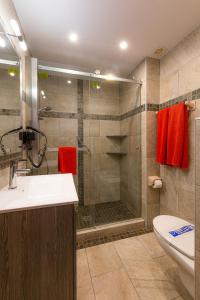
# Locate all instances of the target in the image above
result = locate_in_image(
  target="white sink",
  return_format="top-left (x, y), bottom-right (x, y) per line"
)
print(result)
top-left (0, 174), bottom-right (78, 213)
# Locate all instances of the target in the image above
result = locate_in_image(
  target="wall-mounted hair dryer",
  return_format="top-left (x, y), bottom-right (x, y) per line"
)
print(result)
top-left (0, 126), bottom-right (47, 168)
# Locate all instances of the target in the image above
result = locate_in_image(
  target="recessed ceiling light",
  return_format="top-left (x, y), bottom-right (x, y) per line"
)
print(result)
top-left (67, 80), bottom-right (72, 84)
top-left (0, 37), bottom-right (6, 48)
top-left (69, 32), bottom-right (78, 42)
top-left (10, 19), bottom-right (21, 37)
top-left (119, 40), bottom-right (128, 50)
top-left (40, 90), bottom-right (45, 96)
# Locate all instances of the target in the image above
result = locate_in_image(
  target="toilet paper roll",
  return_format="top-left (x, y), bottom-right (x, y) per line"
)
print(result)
top-left (153, 179), bottom-right (162, 189)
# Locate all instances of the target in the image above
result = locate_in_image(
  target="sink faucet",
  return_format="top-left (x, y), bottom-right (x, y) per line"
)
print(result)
top-left (9, 159), bottom-right (31, 189)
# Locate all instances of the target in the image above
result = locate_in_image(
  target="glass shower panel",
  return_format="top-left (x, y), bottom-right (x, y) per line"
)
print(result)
top-left (37, 71), bottom-right (95, 229)
top-left (37, 68), bottom-right (141, 230)
top-left (119, 82), bottom-right (142, 219)
top-left (84, 79), bottom-right (142, 226)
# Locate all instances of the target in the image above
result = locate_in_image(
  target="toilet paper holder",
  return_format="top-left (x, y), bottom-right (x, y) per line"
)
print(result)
top-left (148, 176), bottom-right (163, 189)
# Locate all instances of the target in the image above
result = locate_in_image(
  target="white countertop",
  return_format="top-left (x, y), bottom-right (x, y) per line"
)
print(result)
top-left (0, 174), bottom-right (78, 213)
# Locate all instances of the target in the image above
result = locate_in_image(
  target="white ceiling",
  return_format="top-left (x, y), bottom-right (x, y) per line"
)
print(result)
top-left (12, 0), bottom-right (200, 77)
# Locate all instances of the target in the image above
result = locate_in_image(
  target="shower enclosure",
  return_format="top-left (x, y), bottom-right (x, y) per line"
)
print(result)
top-left (37, 66), bottom-right (142, 230)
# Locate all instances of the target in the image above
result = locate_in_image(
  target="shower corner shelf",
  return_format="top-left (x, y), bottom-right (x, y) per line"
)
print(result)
top-left (106, 135), bottom-right (127, 138)
top-left (106, 152), bottom-right (127, 156)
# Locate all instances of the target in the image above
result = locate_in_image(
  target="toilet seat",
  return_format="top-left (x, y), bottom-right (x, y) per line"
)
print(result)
top-left (153, 215), bottom-right (194, 260)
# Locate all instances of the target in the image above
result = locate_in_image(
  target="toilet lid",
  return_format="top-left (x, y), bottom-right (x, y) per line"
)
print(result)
top-left (153, 215), bottom-right (194, 260)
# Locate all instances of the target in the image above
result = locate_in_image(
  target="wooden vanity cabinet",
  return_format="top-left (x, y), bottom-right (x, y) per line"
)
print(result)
top-left (0, 204), bottom-right (76, 300)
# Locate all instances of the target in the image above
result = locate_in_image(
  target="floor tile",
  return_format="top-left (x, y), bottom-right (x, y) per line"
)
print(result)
top-left (77, 249), bottom-right (92, 288)
top-left (155, 255), bottom-right (178, 283)
top-left (123, 259), bottom-right (168, 281)
top-left (138, 232), bottom-right (166, 258)
top-left (77, 285), bottom-right (95, 300)
top-left (135, 286), bottom-right (179, 300)
top-left (131, 279), bottom-right (177, 289)
top-left (86, 242), bottom-right (122, 277)
top-left (92, 268), bottom-right (140, 300)
top-left (114, 236), bottom-right (152, 261)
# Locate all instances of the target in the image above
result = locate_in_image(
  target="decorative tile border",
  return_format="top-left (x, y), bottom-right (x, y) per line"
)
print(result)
top-left (120, 104), bottom-right (145, 120)
top-left (76, 226), bottom-right (153, 249)
top-left (39, 104), bottom-right (147, 121)
top-left (77, 79), bottom-right (84, 205)
top-left (1, 87), bottom-right (200, 120)
top-left (159, 91), bottom-right (193, 109)
top-left (0, 109), bottom-right (20, 116)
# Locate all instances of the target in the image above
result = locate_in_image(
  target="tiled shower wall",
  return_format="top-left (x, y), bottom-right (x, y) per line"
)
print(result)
top-left (38, 75), bottom-right (142, 215)
top-left (39, 77), bottom-right (78, 188)
top-left (83, 81), bottom-right (121, 205)
top-left (0, 68), bottom-right (20, 189)
top-left (159, 25), bottom-right (200, 223)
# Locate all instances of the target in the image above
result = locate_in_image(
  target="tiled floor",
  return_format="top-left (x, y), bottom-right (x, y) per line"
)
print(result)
top-left (77, 232), bottom-right (185, 300)
top-left (76, 201), bottom-right (135, 229)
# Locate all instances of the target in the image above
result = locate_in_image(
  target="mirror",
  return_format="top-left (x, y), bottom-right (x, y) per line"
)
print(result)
top-left (0, 22), bottom-right (21, 164)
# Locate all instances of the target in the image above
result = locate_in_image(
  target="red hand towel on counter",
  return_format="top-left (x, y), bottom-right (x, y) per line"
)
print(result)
top-left (58, 147), bottom-right (77, 175)
top-left (166, 103), bottom-right (189, 169)
top-left (156, 107), bottom-right (170, 164)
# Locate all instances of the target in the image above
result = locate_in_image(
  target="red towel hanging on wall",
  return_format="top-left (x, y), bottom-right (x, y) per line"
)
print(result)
top-left (156, 107), bottom-right (170, 164)
top-left (166, 103), bottom-right (189, 169)
top-left (58, 147), bottom-right (77, 175)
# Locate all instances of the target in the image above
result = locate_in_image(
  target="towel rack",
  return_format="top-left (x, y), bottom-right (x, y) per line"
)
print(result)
top-left (155, 100), bottom-right (196, 115)
top-left (47, 146), bottom-right (90, 153)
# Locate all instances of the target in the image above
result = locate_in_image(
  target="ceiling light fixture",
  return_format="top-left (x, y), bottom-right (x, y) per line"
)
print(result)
top-left (69, 32), bottom-right (78, 42)
top-left (19, 40), bottom-right (27, 51)
top-left (9, 72), bottom-right (15, 77)
top-left (10, 19), bottom-right (21, 37)
top-left (0, 37), bottom-right (6, 48)
top-left (67, 80), bottom-right (72, 84)
top-left (7, 19), bottom-right (28, 52)
top-left (95, 69), bottom-right (101, 75)
top-left (119, 40), bottom-right (128, 50)
top-left (105, 73), bottom-right (115, 81)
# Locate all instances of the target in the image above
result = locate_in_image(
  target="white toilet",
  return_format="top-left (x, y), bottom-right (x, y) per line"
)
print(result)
top-left (153, 215), bottom-right (195, 299)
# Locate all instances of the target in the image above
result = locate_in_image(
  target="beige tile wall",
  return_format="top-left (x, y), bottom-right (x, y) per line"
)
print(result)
top-left (159, 26), bottom-right (200, 223)
top-left (0, 68), bottom-right (20, 189)
top-left (0, 69), bottom-right (20, 110)
top-left (39, 76), bottom-right (122, 205)
top-left (195, 119), bottom-right (200, 299)
top-left (83, 81), bottom-right (121, 205)
top-left (120, 84), bottom-right (141, 217)
top-left (39, 75), bottom-right (77, 113)
top-left (84, 81), bottom-right (120, 115)
top-left (131, 57), bottom-right (160, 226)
